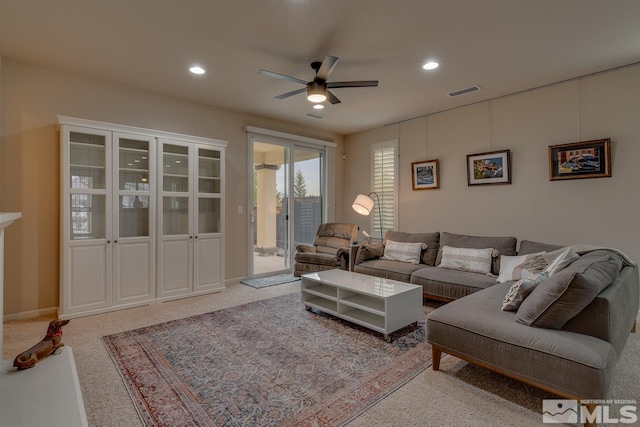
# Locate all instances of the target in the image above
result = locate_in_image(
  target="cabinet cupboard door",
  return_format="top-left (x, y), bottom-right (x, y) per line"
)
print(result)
top-left (112, 133), bottom-right (156, 305)
top-left (194, 146), bottom-right (223, 291)
top-left (157, 140), bottom-right (194, 299)
top-left (62, 126), bottom-right (112, 315)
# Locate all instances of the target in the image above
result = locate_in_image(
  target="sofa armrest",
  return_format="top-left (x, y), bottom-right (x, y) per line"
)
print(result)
top-left (296, 244), bottom-right (316, 253)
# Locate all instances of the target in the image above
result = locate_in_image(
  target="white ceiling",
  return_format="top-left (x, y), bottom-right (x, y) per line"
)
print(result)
top-left (1, 0), bottom-right (639, 135)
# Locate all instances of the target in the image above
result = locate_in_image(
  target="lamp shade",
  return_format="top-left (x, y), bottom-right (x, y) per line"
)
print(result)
top-left (352, 194), bottom-right (374, 215)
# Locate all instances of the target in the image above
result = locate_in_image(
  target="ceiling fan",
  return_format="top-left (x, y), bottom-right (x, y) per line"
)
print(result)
top-left (258, 55), bottom-right (378, 105)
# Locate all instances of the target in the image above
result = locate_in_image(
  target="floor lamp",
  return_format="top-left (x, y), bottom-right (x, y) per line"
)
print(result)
top-left (352, 192), bottom-right (384, 242)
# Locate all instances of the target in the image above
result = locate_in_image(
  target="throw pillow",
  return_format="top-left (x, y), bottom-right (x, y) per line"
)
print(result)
top-left (496, 252), bottom-right (545, 283)
top-left (355, 242), bottom-right (385, 265)
top-left (543, 247), bottom-right (580, 276)
top-left (438, 246), bottom-right (493, 274)
top-left (515, 251), bottom-right (623, 329)
top-left (502, 271), bottom-right (549, 311)
top-left (381, 240), bottom-right (426, 265)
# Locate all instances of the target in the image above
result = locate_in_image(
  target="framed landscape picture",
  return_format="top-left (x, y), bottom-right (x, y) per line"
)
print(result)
top-left (411, 159), bottom-right (439, 190)
top-left (466, 149), bottom-right (511, 186)
top-left (548, 138), bottom-right (611, 181)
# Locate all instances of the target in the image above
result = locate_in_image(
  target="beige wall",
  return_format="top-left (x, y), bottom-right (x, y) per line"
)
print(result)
top-left (0, 58), bottom-right (344, 317)
top-left (344, 64), bottom-right (640, 265)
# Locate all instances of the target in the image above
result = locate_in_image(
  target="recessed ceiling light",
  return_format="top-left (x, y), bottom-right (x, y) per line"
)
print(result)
top-left (313, 104), bottom-right (324, 110)
top-left (189, 65), bottom-right (206, 75)
top-left (422, 61), bottom-right (439, 70)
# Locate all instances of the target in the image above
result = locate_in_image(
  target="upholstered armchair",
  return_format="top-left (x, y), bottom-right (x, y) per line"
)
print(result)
top-left (293, 223), bottom-right (359, 277)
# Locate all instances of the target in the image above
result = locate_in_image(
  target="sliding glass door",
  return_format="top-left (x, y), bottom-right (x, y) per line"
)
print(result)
top-left (250, 140), bottom-right (324, 277)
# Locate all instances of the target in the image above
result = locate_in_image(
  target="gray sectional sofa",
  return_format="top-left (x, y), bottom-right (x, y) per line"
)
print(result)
top-left (350, 230), bottom-right (639, 405)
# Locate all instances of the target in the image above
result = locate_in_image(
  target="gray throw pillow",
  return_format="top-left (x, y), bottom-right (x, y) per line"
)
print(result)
top-left (435, 232), bottom-right (517, 274)
top-left (355, 242), bottom-right (385, 265)
top-left (515, 251), bottom-right (623, 329)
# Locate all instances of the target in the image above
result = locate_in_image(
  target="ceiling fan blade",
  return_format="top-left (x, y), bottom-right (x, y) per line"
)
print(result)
top-left (258, 69), bottom-right (308, 86)
top-left (326, 90), bottom-right (341, 105)
top-left (274, 87), bottom-right (307, 100)
top-left (327, 80), bottom-right (379, 88)
top-left (316, 56), bottom-right (339, 80)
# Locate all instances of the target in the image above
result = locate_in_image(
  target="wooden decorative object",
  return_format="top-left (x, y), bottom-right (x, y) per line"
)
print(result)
top-left (13, 320), bottom-right (70, 369)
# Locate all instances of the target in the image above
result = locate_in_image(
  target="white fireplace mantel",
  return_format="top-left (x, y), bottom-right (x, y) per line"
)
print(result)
top-left (0, 212), bottom-right (88, 426)
top-left (0, 212), bottom-right (21, 358)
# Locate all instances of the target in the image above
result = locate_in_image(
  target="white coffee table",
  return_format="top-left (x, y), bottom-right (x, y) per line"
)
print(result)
top-left (301, 269), bottom-right (423, 342)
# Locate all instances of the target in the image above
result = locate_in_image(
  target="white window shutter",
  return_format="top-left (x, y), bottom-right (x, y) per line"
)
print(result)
top-left (371, 140), bottom-right (398, 237)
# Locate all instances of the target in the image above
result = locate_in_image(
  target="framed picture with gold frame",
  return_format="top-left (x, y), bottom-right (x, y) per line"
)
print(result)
top-left (548, 138), bottom-right (611, 181)
top-left (411, 159), bottom-right (439, 190)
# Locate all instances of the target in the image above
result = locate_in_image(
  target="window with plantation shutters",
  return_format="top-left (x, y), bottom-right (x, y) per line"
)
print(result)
top-left (371, 140), bottom-right (398, 237)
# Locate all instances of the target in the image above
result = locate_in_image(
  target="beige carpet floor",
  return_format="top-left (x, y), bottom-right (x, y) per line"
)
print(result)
top-left (3, 281), bottom-right (639, 427)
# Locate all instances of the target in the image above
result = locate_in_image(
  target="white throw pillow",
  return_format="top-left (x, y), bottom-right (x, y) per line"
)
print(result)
top-left (502, 271), bottom-right (550, 311)
top-left (544, 247), bottom-right (579, 276)
top-left (381, 240), bottom-right (425, 265)
top-left (438, 246), bottom-right (493, 274)
top-left (496, 252), bottom-right (545, 283)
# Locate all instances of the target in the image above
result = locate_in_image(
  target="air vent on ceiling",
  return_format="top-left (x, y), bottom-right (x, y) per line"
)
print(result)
top-left (304, 112), bottom-right (326, 120)
top-left (448, 85), bottom-right (482, 97)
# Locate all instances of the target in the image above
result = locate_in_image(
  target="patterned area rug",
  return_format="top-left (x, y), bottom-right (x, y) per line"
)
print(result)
top-left (240, 274), bottom-right (301, 289)
top-left (103, 293), bottom-right (431, 427)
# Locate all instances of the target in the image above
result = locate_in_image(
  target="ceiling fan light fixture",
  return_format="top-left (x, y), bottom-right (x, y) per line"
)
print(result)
top-left (307, 81), bottom-right (327, 103)
top-left (313, 104), bottom-right (324, 110)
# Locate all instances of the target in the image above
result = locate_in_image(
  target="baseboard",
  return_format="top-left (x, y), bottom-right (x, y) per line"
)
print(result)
top-left (226, 277), bottom-right (247, 285)
top-left (3, 306), bottom-right (59, 323)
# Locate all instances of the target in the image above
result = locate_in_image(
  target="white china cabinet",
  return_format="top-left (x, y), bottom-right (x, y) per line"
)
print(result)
top-left (156, 139), bottom-right (224, 300)
top-left (59, 117), bottom-right (226, 319)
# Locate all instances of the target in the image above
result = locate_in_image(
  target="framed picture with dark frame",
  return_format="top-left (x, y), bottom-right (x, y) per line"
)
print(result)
top-left (411, 159), bottom-right (439, 190)
top-left (548, 138), bottom-right (611, 181)
top-left (466, 149), bottom-right (511, 186)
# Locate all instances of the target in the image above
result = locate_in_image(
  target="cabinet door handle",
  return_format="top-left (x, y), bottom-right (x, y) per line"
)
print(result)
top-left (107, 240), bottom-right (111, 244)
top-left (189, 236), bottom-right (193, 239)
top-left (195, 236), bottom-right (198, 238)
top-left (114, 240), bottom-right (118, 243)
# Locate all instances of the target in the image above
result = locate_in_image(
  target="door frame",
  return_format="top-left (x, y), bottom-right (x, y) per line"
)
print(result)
top-left (245, 127), bottom-right (336, 279)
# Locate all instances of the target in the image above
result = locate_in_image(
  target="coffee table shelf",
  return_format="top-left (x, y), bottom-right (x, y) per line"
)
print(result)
top-left (303, 283), bottom-right (338, 299)
top-left (341, 307), bottom-right (386, 330)
top-left (303, 296), bottom-right (338, 314)
top-left (301, 269), bottom-right (422, 342)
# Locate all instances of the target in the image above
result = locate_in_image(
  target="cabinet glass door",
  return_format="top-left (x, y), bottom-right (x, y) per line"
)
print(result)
top-left (118, 138), bottom-right (151, 237)
top-left (69, 131), bottom-right (108, 240)
top-left (162, 144), bottom-right (190, 235)
top-left (197, 147), bottom-right (221, 234)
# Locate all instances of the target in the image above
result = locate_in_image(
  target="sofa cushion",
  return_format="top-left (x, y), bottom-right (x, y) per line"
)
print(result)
top-left (294, 252), bottom-right (339, 266)
top-left (353, 259), bottom-right (424, 282)
top-left (496, 252), bottom-right (545, 283)
top-left (382, 240), bottom-right (425, 264)
top-left (436, 232), bottom-right (517, 274)
top-left (410, 266), bottom-right (498, 300)
top-left (518, 240), bottom-right (564, 255)
top-left (516, 251), bottom-right (624, 329)
top-left (355, 242), bottom-right (385, 265)
top-left (501, 271), bottom-right (550, 311)
top-left (314, 223), bottom-right (358, 254)
top-left (543, 247), bottom-right (580, 275)
top-left (384, 231), bottom-right (440, 266)
top-left (426, 281), bottom-right (617, 399)
top-left (438, 246), bottom-right (493, 274)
